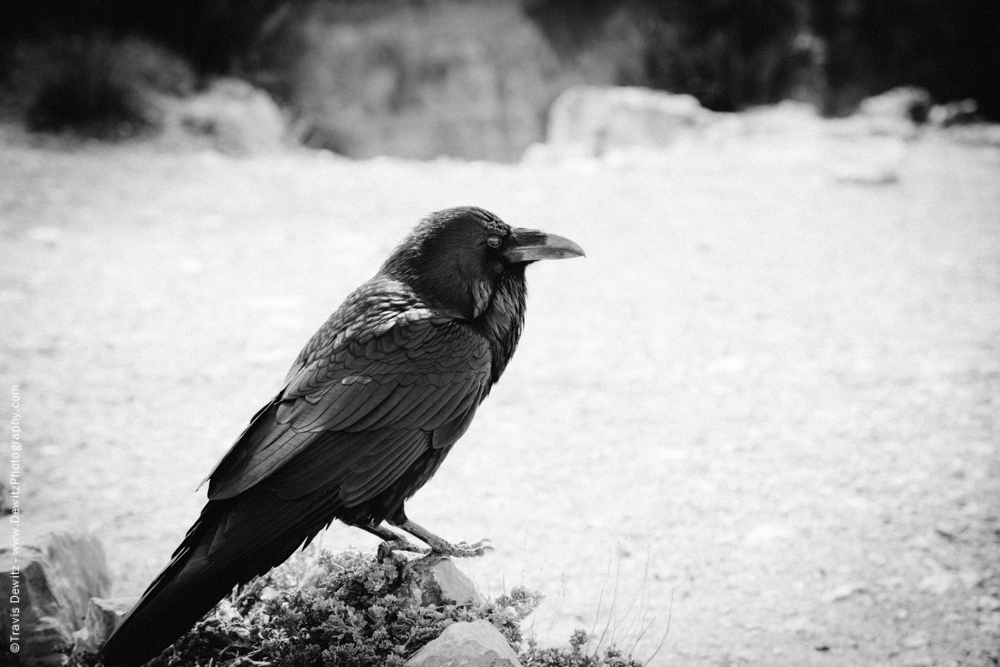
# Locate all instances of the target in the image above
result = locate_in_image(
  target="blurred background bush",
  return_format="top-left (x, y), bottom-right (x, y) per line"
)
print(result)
top-left (0, 0), bottom-right (996, 158)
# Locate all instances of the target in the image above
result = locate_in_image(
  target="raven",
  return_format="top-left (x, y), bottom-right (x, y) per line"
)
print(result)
top-left (101, 206), bottom-right (584, 666)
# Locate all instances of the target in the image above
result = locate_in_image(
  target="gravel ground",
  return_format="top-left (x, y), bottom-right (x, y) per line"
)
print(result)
top-left (2, 129), bottom-right (999, 666)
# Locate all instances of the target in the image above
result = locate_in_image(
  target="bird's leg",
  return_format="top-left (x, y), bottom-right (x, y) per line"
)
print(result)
top-left (362, 522), bottom-right (430, 559)
top-left (390, 518), bottom-right (493, 558)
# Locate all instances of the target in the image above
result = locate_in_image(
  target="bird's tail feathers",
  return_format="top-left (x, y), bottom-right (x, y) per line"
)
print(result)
top-left (100, 495), bottom-right (327, 667)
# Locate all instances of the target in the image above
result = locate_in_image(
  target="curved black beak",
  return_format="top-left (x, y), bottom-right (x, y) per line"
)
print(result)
top-left (503, 228), bottom-right (586, 263)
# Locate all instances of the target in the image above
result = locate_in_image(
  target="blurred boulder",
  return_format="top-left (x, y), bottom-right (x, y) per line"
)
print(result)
top-left (0, 528), bottom-right (111, 665)
top-left (162, 78), bottom-right (289, 156)
top-left (929, 99), bottom-right (979, 127)
top-left (405, 557), bottom-right (484, 608)
top-left (858, 86), bottom-right (932, 138)
top-left (72, 597), bottom-right (136, 654)
top-left (287, 2), bottom-right (558, 161)
top-left (405, 619), bottom-right (521, 667)
top-left (546, 85), bottom-right (712, 157)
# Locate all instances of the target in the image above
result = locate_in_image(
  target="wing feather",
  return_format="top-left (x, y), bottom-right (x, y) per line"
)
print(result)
top-left (207, 307), bottom-right (490, 501)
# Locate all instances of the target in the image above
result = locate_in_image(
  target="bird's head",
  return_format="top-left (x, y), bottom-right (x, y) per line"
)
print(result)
top-left (381, 206), bottom-right (585, 319)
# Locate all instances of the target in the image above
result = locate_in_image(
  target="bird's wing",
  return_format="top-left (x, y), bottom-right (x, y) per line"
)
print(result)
top-left (206, 310), bottom-right (490, 501)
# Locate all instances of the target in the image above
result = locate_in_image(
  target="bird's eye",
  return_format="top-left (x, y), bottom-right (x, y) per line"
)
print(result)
top-left (487, 236), bottom-right (502, 248)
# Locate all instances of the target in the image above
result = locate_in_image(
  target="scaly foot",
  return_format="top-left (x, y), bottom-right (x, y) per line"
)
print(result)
top-left (391, 517), bottom-right (494, 558)
top-left (363, 521), bottom-right (431, 561)
top-left (377, 537), bottom-right (431, 561)
top-left (431, 538), bottom-right (493, 558)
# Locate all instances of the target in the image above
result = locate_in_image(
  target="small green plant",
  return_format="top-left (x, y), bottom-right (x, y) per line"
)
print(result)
top-left (521, 629), bottom-right (645, 667)
top-left (149, 551), bottom-right (532, 667)
top-left (69, 550), bottom-right (546, 667)
top-left (71, 549), bottom-right (650, 667)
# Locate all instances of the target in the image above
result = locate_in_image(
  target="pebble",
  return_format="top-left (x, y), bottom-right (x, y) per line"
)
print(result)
top-left (823, 582), bottom-right (867, 603)
top-left (977, 595), bottom-right (1000, 611)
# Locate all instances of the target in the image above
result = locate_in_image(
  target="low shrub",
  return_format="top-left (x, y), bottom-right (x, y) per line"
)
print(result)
top-left (9, 34), bottom-right (195, 139)
top-left (522, 629), bottom-right (644, 667)
top-left (70, 550), bottom-right (646, 667)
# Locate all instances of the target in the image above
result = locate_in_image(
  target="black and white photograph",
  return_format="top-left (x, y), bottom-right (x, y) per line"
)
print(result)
top-left (1, 1), bottom-right (998, 665)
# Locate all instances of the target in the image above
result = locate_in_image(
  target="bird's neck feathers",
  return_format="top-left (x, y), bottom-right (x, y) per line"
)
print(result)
top-left (379, 263), bottom-right (527, 385)
top-left (476, 267), bottom-right (527, 384)
top-left (379, 222), bottom-right (528, 384)
top-left (380, 227), bottom-right (479, 320)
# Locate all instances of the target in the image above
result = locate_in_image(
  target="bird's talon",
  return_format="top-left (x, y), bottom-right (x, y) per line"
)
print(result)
top-left (434, 539), bottom-right (494, 558)
top-left (379, 538), bottom-right (430, 559)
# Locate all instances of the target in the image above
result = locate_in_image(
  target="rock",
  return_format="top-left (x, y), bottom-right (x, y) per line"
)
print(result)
top-left (546, 86), bottom-right (712, 157)
top-left (406, 557), bottom-right (484, 608)
top-left (405, 620), bottom-right (521, 667)
top-left (822, 582), bottom-right (868, 603)
top-left (976, 595), bottom-right (1000, 612)
top-left (72, 597), bottom-right (136, 654)
top-left (918, 570), bottom-right (956, 595)
top-left (0, 528), bottom-right (110, 664)
top-left (858, 87), bottom-right (932, 138)
top-left (860, 87), bottom-right (932, 124)
top-left (161, 78), bottom-right (288, 156)
top-left (929, 99), bottom-right (979, 127)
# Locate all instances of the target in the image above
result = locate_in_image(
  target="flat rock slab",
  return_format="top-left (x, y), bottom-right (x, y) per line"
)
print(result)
top-left (73, 597), bottom-right (137, 654)
top-left (0, 528), bottom-right (110, 664)
top-left (405, 619), bottom-right (521, 667)
top-left (547, 85), bottom-right (710, 157)
top-left (406, 557), bottom-right (484, 608)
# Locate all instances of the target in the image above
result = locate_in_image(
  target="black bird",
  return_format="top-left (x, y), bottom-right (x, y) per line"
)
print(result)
top-left (101, 206), bottom-right (584, 666)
